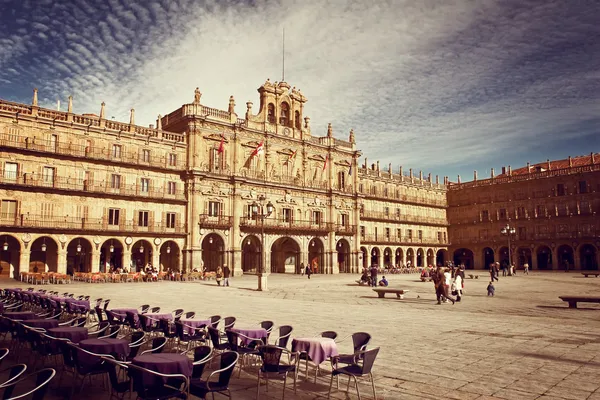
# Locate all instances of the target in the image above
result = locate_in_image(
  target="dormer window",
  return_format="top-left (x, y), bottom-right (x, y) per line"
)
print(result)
top-left (279, 102), bottom-right (289, 126)
top-left (267, 103), bottom-right (275, 123)
top-left (295, 111), bottom-right (301, 129)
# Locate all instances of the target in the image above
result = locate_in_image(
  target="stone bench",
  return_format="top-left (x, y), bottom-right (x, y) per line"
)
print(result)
top-left (372, 288), bottom-right (409, 299)
top-left (581, 272), bottom-right (600, 278)
top-left (559, 296), bottom-right (600, 308)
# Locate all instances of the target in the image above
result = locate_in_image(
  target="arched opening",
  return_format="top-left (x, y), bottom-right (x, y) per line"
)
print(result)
top-left (267, 103), bottom-right (275, 123)
top-left (395, 248), bottom-right (403, 266)
top-left (160, 241), bottom-right (180, 272)
top-left (0, 235), bottom-right (21, 278)
top-left (498, 246), bottom-right (510, 268)
top-left (242, 235), bottom-right (261, 274)
top-left (336, 239), bottom-right (351, 273)
top-left (294, 110), bottom-right (301, 129)
top-left (360, 247), bottom-right (368, 270)
top-left (383, 247), bottom-right (392, 268)
top-left (370, 247), bottom-right (380, 267)
top-left (536, 245), bottom-right (552, 270)
top-left (436, 249), bottom-right (447, 266)
top-left (416, 248), bottom-right (424, 267)
top-left (66, 237), bottom-right (93, 274)
top-left (201, 234), bottom-right (225, 272)
top-left (453, 248), bottom-right (474, 269)
top-left (557, 245), bottom-right (574, 270)
top-left (29, 236), bottom-right (58, 273)
top-left (308, 238), bottom-right (324, 273)
top-left (580, 244), bottom-right (598, 270)
top-left (483, 247), bottom-right (495, 269)
top-left (100, 239), bottom-right (123, 273)
top-left (426, 249), bottom-right (434, 266)
top-left (516, 248), bottom-right (532, 268)
top-left (271, 237), bottom-right (300, 273)
top-left (279, 102), bottom-right (290, 126)
top-left (406, 248), bottom-right (414, 267)
top-left (132, 240), bottom-right (153, 271)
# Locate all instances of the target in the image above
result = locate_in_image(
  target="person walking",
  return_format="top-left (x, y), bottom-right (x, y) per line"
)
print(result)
top-left (443, 268), bottom-right (456, 304)
top-left (452, 271), bottom-right (463, 302)
top-left (305, 264), bottom-right (312, 279)
top-left (300, 262), bottom-right (305, 276)
top-left (370, 264), bottom-right (378, 287)
top-left (223, 264), bottom-right (230, 286)
top-left (523, 263), bottom-right (529, 275)
top-left (216, 266), bottom-right (223, 286)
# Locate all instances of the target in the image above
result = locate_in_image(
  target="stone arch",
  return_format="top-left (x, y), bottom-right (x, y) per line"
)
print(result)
top-left (498, 246), bottom-right (510, 267)
top-left (160, 241), bottom-right (181, 272)
top-left (436, 249), bottom-right (448, 266)
top-left (383, 247), bottom-right (392, 268)
top-left (482, 247), bottom-right (495, 269)
top-left (279, 101), bottom-right (290, 126)
top-left (100, 238), bottom-right (124, 273)
top-left (536, 245), bottom-right (552, 270)
top-left (406, 248), bottom-right (414, 267)
top-left (557, 244), bottom-right (574, 270)
top-left (0, 234), bottom-right (21, 278)
top-left (336, 239), bottom-right (351, 273)
top-left (242, 235), bottom-right (261, 274)
top-left (370, 247), bottom-right (380, 267)
top-left (201, 233), bottom-right (225, 272)
top-left (66, 237), bottom-right (93, 273)
top-left (271, 236), bottom-right (301, 274)
top-left (30, 236), bottom-right (59, 273)
top-left (580, 244), bottom-right (598, 270)
top-left (131, 239), bottom-right (153, 271)
top-left (395, 248), bottom-right (403, 266)
top-left (360, 246), bottom-right (368, 270)
top-left (294, 110), bottom-right (301, 129)
top-left (516, 247), bottom-right (532, 268)
top-left (426, 249), bottom-right (435, 266)
top-left (308, 237), bottom-right (324, 273)
top-left (267, 103), bottom-right (275, 123)
top-left (453, 248), bottom-right (474, 269)
top-left (416, 248), bottom-right (425, 267)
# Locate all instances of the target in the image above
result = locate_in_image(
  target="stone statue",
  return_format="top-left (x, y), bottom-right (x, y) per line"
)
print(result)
top-left (194, 87), bottom-right (202, 104)
top-left (349, 129), bottom-right (355, 144)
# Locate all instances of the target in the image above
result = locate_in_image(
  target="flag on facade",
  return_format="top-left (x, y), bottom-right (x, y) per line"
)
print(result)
top-left (287, 150), bottom-right (297, 163)
top-left (251, 141), bottom-right (264, 157)
top-left (217, 135), bottom-right (225, 153)
top-left (323, 154), bottom-right (328, 171)
top-left (348, 163), bottom-right (352, 176)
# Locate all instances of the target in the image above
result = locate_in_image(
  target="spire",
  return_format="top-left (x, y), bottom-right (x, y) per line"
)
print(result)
top-left (68, 96), bottom-right (73, 113)
top-left (99, 102), bottom-right (105, 120)
top-left (228, 96), bottom-right (235, 114)
top-left (156, 115), bottom-right (162, 130)
top-left (327, 123), bottom-right (333, 137)
top-left (32, 88), bottom-right (38, 106)
top-left (129, 108), bottom-right (135, 126)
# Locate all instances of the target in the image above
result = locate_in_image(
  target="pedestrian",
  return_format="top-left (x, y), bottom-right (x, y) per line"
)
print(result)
top-left (501, 262), bottom-right (507, 277)
top-left (487, 281), bottom-right (495, 296)
top-left (563, 259), bottom-right (569, 272)
top-left (223, 264), bottom-right (230, 287)
top-left (511, 263), bottom-right (516, 276)
top-left (443, 268), bottom-right (456, 304)
top-left (523, 263), bottom-right (529, 275)
top-left (432, 266), bottom-right (444, 304)
top-left (370, 264), bottom-right (378, 287)
top-left (305, 264), bottom-right (312, 279)
top-left (300, 262), bottom-right (305, 276)
top-left (216, 266), bottom-right (223, 286)
top-left (452, 271), bottom-right (463, 302)
top-left (378, 276), bottom-right (389, 286)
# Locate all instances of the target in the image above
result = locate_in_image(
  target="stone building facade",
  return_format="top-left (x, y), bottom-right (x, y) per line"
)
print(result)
top-left (0, 80), bottom-right (449, 279)
top-left (447, 157), bottom-right (600, 270)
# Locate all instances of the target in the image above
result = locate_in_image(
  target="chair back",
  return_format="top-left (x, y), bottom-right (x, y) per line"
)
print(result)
top-left (358, 347), bottom-right (380, 374)
top-left (225, 330), bottom-right (240, 351)
top-left (138, 314), bottom-right (151, 332)
top-left (260, 320), bottom-right (274, 333)
top-left (223, 316), bottom-right (236, 329)
top-left (73, 317), bottom-right (87, 327)
top-left (104, 310), bottom-right (116, 325)
top-left (217, 351), bottom-right (239, 387)
top-left (104, 325), bottom-right (121, 338)
top-left (94, 298), bottom-right (103, 307)
top-left (150, 307), bottom-right (160, 313)
top-left (321, 331), bottom-right (338, 340)
top-left (139, 304), bottom-right (150, 314)
top-left (259, 345), bottom-right (286, 373)
top-left (0, 363), bottom-right (27, 388)
top-left (184, 311), bottom-right (196, 319)
top-left (94, 321), bottom-right (110, 334)
top-left (174, 321), bottom-right (186, 340)
top-left (277, 325), bottom-right (293, 348)
top-left (0, 368), bottom-right (56, 400)
top-left (209, 315), bottom-right (221, 329)
top-left (95, 307), bottom-right (104, 323)
top-left (172, 309), bottom-right (184, 321)
top-left (159, 319), bottom-right (172, 336)
top-left (151, 337), bottom-right (167, 354)
top-left (352, 332), bottom-right (371, 353)
top-left (207, 327), bottom-right (221, 347)
top-left (103, 357), bottom-right (129, 395)
top-left (125, 312), bottom-right (138, 330)
top-left (0, 348), bottom-right (9, 364)
top-left (103, 299), bottom-right (110, 310)
top-left (192, 345), bottom-right (212, 378)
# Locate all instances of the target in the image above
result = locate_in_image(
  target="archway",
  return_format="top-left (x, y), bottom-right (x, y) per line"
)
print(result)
top-left (557, 245), bottom-right (574, 270)
top-left (0, 235), bottom-right (20, 278)
top-left (498, 246), bottom-right (510, 268)
top-left (395, 248), bottom-right (403, 266)
top-left (336, 239), bottom-right (351, 273)
top-left (580, 244), bottom-right (598, 270)
top-left (483, 247), bottom-right (495, 269)
top-left (242, 235), bottom-right (261, 274)
top-left (160, 241), bottom-right (181, 272)
top-left (30, 236), bottom-right (58, 273)
top-left (436, 249), bottom-right (447, 266)
top-left (132, 239), bottom-right (153, 271)
top-left (516, 248), bottom-right (532, 268)
top-left (100, 239), bottom-right (123, 273)
top-left (308, 238), bottom-right (324, 273)
top-left (406, 248), bottom-right (414, 267)
top-left (271, 237), bottom-right (300, 273)
top-left (536, 245), bottom-right (552, 270)
top-left (66, 237), bottom-right (93, 273)
top-left (383, 247), bottom-right (392, 268)
top-left (201, 234), bottom-right (225, 272)
top-left (453, 248), bottom-right (474, 269)
top-left (360, 247), bottom-right (368, 270)
top-left (416, 248), bottom-right (424, 267)
top-left (426, 249), bottom-right (434, 266)
top-left (370, 247), bottom-right (380, 267)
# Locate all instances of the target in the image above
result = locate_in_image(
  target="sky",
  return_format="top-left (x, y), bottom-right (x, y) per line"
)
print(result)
top-left (0, 0), bottom-right (599, 182)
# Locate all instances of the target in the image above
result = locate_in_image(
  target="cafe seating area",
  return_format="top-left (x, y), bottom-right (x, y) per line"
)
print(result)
top-left (0, 287), bottom-right (379, 399)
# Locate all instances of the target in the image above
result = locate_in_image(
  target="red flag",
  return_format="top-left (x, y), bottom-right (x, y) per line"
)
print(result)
top-left (217, 135), bottom-right (224, 154)
top-left (323, 154), bottom-right (328, 170)
top-left (251, 141), bottom-right (264, 157)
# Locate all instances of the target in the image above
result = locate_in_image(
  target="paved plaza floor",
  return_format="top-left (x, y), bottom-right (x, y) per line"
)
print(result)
top-left (2, 271), bottom-right (600, 399)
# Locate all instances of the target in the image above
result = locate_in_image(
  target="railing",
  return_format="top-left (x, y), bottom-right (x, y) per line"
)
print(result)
top-left (240, 218), bottom-right (331, 232)
top-left (198, 214), bottom-right (233, 229)
top-left (0, 99), bottom-right (33, 115)
top-left (335, 224), bottom-right (357, 235)
top-left (333, 138), bottom-right (352, 149)
top-left (0, 133), bottom-right (185, 170)
top-left (359, 190), bottom-right (447, 207)
top-left (0, 213), bottom-right (186, 234)
top-left (0, 173), bottom-right (186, 202)
top-left (360, 234), bottom-right (447, 246)
top-left (360, 210), bottom-right (448, 226)
top-left (452, 231), bottom-right (598, 244)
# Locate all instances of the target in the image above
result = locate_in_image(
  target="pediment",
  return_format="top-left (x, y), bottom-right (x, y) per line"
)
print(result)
top-left (204, 133), bottom-right (228, 143)
top-left (276, 148), bottom-right (296, 156)
top-left (308, 154), bottom-right (327, 162)
top-left (242, 140), bottom-right (262, 148)
top-left (334, 160), bottom-right (352, 167)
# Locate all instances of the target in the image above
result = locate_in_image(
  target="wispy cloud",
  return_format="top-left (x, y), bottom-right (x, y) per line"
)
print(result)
top-left (0, 0), bottom-right (598, 179)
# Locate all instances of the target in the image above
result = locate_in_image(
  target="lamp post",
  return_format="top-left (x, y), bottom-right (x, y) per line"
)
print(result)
top-left (251, 195), bottom-right (274, 291)
top-left (500, 223), bottom-right (516, 268)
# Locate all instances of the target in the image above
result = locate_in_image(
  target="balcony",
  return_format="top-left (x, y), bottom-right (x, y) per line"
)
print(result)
top-left (360, 191), bottom-right (447, 208)
top-left (0, 173), bottom-right (186, 203)
top-left (0, 133), bottom-right (185, 170)
top-left (360, 234), bottom-right (447, 246)
top-left (0, 213), bottom-right (186, 235)
top-left (198, 214), bottom-right (233, 229)
top-left (335, 224), bottom-right (357, 236)
top-left (360, 210), bottom-right (448, 226)
top-left (240, 217), bottom-right (331, 233)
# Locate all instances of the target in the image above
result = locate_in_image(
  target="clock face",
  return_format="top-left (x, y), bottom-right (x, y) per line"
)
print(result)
top-left (284, 128), bottom-right (291, 136)
top-left (125, 236), bottom-right (133, 245)
top-left (154, 238), bottom-right (162, 246)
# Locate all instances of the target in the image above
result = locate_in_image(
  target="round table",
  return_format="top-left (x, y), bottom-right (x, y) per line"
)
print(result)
top-left (47, 327), bottom-right (89, 343)
top-left (23, 319), bottom-right (59, 330)
top-left (112, 309), bottom-right (140, 327)
top-left (230, 327), bottom-right (268, 346)
top-left (142, 313), bottom-right (172, 328)
top-left (179, 319), bottom-right (210, 334)
top-left (133, 353), bottom-right (193, 386)
top-left (3, 311), bottom-right (37, 321)
top-left (292, 337), bottom-right (339, 365)
top-left (80, 338), bottom-right (129, 358)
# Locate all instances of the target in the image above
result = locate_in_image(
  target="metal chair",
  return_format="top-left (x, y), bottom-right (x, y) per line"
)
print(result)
top-left (273, 325), bottom-right (294, 349)
top-left (225, 330), bottom-right (260, 377)
top-left (256, 345), bottom-right (300, 400)
top-left (150, 307), bottom-right (160, 313)
top-left (328, 347), bottom-right (380, 400)
top-left (140, 337), bottom-right (167, 355)
top-left (300, 331), bottom-right (338, 382)
top-left (209, 315), bottom-right (221, 329)
top-left (172, 309), bottom-right (184, 322)
top-left (332, 332), bottom-right (371, 367)
top-left (189, 351), bottom-right (238, 400)
top-left (139, 304), bottom-right (150, 314)
top-left (0, 367), bottom-right (55, 400)
top-left (184, 311), bottom-right (196, 319)
top-left (0, 363), bottom-right (27, 388)
top-left (127, 362), bottom-right (189, 400)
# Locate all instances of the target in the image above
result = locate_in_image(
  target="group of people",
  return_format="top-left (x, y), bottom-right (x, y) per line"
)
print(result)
top-left (431, 264), bottom-right (465, 305)
top-left (358, 265), bottom-right (389, 287)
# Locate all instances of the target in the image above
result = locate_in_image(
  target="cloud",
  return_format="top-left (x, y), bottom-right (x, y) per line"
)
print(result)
top-left (0, 0), bottom-right (599, 180)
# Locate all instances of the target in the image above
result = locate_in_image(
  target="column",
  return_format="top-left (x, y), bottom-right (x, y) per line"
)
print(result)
top-left (152, 247), bottom-right (160, 271)
top-left (57, 249), bottom-right (67, 274)
top-left (329, 232), bottom-right (338, 274)
top-left (232, 249), bottom-right (241, 277)
top-left (531, 250), bottom-right (538, 270)
top-left (91, 251), bottom-right (101, 273)
top-left (231, 181), bottom-right (242, 277)
top-left (17, 250), bottom-right (29, 279)
top-left (124, 248), bottom-right (132, 271)
top-left (574, 248), bottom-right (581, 271)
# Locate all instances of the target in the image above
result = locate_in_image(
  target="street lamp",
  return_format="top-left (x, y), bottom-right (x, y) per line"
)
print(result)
top-left (2, 236), bottom-right (7, 251)
top-left (500, 223), bottom-right (516, 267)
top-left (41, 238), bottom-right (47, 252)
top-left (251, 195), bottom-right (274, 291)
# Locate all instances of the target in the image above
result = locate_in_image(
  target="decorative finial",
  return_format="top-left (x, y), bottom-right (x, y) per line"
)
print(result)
top-left (156, 115), bottom-right (162, 130)
top-left (129, 108), bottom-right (135, 126)
top-left (193, 87), bottom-right (202, 104)
top-left (68, 96), bottom-right (73, 113)
top-left (228, 95), bottom-right (235, 114)
top-left (349, 129), bottom-right (355, 144)
top-left (304, 116), bottom-right (310, 129)
top-left (99, 102), bottom-right (105, 120)
top-left (592, 153), bottom-right (595, 165)
top-left (491, 168), bottom-right (495, 178)
top-left (568, 156), bottom-right (572, 167)
top-left (327, 123), bottom-right (333, 137)
top-left (32, 88), bottom-right (38, 107)
top-left (457, 175), bottom-right (461, 184)
top-left (547, 159), bottom-right (551, 170)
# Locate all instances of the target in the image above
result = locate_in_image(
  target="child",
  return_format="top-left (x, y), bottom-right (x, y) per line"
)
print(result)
top-left (378, 276), bottom-right (389, 287)
top-left (487, 281), bottom-right (495, 296)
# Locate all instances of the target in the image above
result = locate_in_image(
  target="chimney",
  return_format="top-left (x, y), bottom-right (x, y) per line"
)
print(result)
top-left (371, 163), bottom-right (375, 170)
top-left (428, 172), bottom-right (431, 182)
top-left (491, 168), bottom-right (495, 178)
top-left (419, 170), bottom-right (423, 181)
top-left (149, 124), bottom-right (154, 129)
top-left (409, 168), bottom-right (413, 178)
top-left (129, 108), bottom-right (135, 127)
top-left (399, 166), bottom-right (403, 176)
top-left (376, 161), bottom-right (380, 171)
top-left (67, 96), bottom-right (73, 113)
top-left (99, 102), bottom-right (105, 120)
top-left (435, 175), bottom-right (439, 184)
top-left (501, 166), bottom-right (506, 175)
top-left (592, 153), bottom-right (596, 165)
top-left (389, 163), bottom-right (392, 176)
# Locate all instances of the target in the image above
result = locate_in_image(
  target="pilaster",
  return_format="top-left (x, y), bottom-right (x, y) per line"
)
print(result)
top-left (91, 251), bottom-right (101, 273)
top-left (17, 251), bottom-right (29, 279)
top-left (57, 249), bottom-right (67, 274)
top-left (152, 249), bottom-right (160, 271)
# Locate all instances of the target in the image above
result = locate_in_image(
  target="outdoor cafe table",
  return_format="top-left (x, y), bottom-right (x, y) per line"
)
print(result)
top-left (132, 353), bottom-right (193, 385)
top-left (230, 327), bottom-right (268, 346)
top-left (112, 308), bottom-right (140, 327)
top-left (47, 327), bottom-right (89, 343)
top-left (80, 338), bottom-right (129, 359)
top-left (3, 311), bottom-right (37, 321)
top-left (23, 319), bottom-right (59, 330)
top-left (142, 313), bottom-right (172, 328)
top-left (65, 298), bottom-right (90, 311)
top-left (291, 337), bottom-right (339, 365)
top-left (179, 318), bottom-right (210, 334)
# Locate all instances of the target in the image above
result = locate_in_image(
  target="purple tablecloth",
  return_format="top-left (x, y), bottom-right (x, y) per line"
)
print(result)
top-left (142, 313), bottom-right (172, 328)
top-left (231, 327), bottom-right (268, 346)
top-left (48, 327), bottom-right (89, 343)
top-left (292, 337), bottom-right (339, 365)
top-left (112, 308), bottom-right (140, 327)
top-left (3, 311), bottom-right (37, 321)
top-left (179, 319), bottom-right (210, 334)
top-left (65, 298), bottom-right (90, 311)
top-left (133, 353), bottom-right (193, 386)
top-left (23, 318), bottom-right (59, 330)
top-left (80, 338), bottom-right (129, 358)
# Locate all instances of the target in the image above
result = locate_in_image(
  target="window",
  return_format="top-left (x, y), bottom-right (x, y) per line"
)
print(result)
top-left (140, 178), bottom-right (150, 193)
top-left (481, 210), bottom-right (489, 222)
top-left (340, 213), bottom-right (348, 226)
top-left (437, 232), bottom-right (442, 242)
top-left (42, 167), bottom-right (55, 185)
top-left (517, 207), bottom-right (526, 218)
top-left (370, 186), bottom-right (377, 195)
top-left (208, 201), bottom-right (220, 217)
top-left (337, 171), bottom-right (345, 189)
top-left (282, 208), bottom-right (293, 223)
top-left (110, 174), bottom-right (121, 189)
top-left (418, 230), bottom-right (423, 240)
top-left (384, 188), bottom-right (388, 197)
top-left (579, 181), bottom-right (588, 194)
top-left (138, 211), bottom-right (149, 227)
top-left (536, 205), bottom-right (546, 217)
top-left (85, 140), bottom-right (92, 154)
top-left (518, 227), bottom-right (527, 240)
top-left (168, 153), bottom-right (177, 167)
top-left (374, 227), bottom-right (378, 240)
top-left (247, 204), bottom-right (257, 220)
top-left (396, 208), bottom-right (401, 218)
top-left (0, 200), bottom-right (17, 219)
top-left (295, 110), bottom-right (301, 129)
top-left (142, 149), bottom-right (150, 163)
top-left (41, 203), bottom-right (53, 218)
top-left (312, 210), bottom-right (322, 225)
top-left (385, 228), bottom-right (390, 240)
top-left (112, 144), bottom-right (122, 158)
top-left (443, 232), bottom-right (447, 242)
top-left (50, 134), bottom-right (58, 152)
top-left (359, 184), bottom-right (363, 193)
top-left (267, 103), bottom-right (275, 123)
top-left (581, 201), bottom-right (590, 214)
top-left (279, 102), bottom-right (289, 126)
top-left (407, 229), bottom-right (413, 239)
top-left (498, 208), bottom-right (507, 220)
top-left (166, 212), bottom-right (176, 228)
top-left (360, 226), bottom-right (365, 238)
top-left (397, 228), bottom-right (401, 238)
top-left (108, 208), bottom-right (120, 225)
top-left (3, 162), bottom-right (17, 179)
top-left (167, 182), bottom-right (176, 195)
top-left (556, 183), bottom-right (565, 196)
